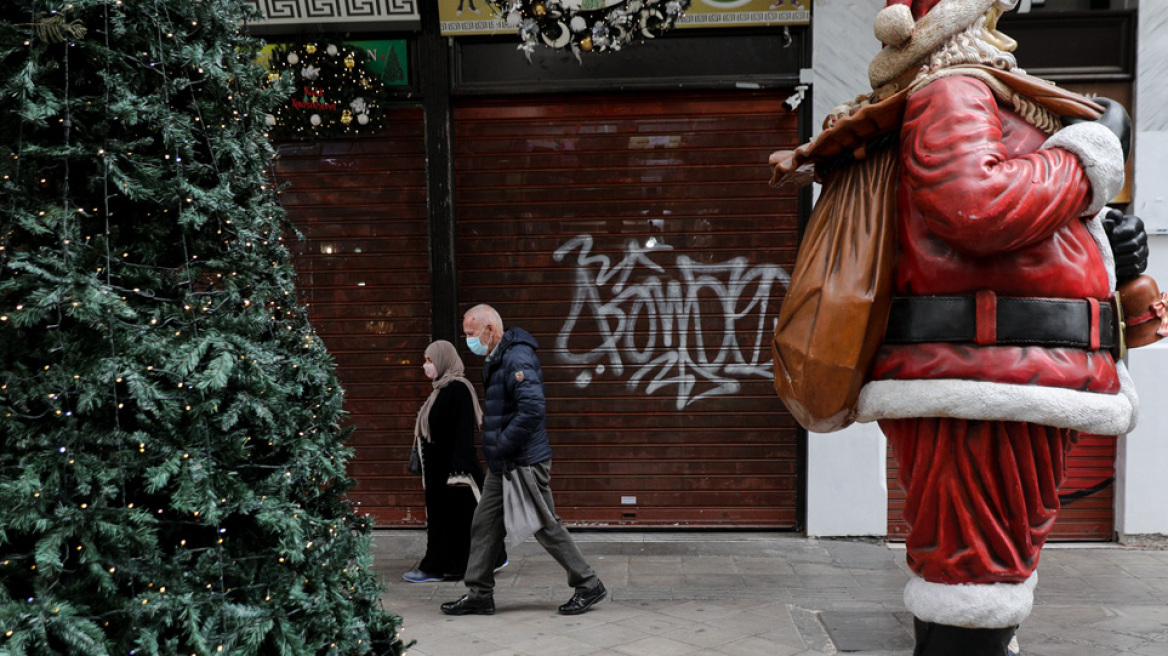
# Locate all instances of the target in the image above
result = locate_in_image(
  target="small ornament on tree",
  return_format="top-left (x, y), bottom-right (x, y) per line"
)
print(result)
top-left (265, 40), bottom-right (388, 139)
top-left (486, 0), bottom-right (691, 57)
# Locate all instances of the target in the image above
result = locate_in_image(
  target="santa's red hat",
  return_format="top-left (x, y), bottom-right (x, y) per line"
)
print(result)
top-left (869, 0), bottom-right (1018, 89)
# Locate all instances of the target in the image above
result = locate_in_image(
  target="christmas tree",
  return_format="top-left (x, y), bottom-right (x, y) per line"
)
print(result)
top-left (0, 1), bottom-right (405, 654)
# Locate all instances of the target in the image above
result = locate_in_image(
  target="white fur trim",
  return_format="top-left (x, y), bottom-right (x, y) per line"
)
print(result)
top-left (1085, 208), bottom-right (1140, 433)
top-left (874, 4), bottom-right (915, 47)
top-left (1085, 208), bottom-right (1118, 291)
top-left (1042, 122), bottom-right (1125, 217)
top-left (856, 371), bottom-right (1138, 434)
top-left (1115, 359), bottom-right (1140, 433)
top-left (905, 572), bottom-right (1037, 628)
top-left (868, 0), bottom-right (1000, 88)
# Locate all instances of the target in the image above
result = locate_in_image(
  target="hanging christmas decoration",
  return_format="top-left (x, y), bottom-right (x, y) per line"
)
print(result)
top-left (264, 40), bottom-right (388, 139)
top-left (486, 0), bottom-right (691, 57)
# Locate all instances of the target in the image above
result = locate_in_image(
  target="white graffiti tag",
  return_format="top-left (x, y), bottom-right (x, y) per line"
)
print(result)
top-left (553, 235), bottom-right (789, 409)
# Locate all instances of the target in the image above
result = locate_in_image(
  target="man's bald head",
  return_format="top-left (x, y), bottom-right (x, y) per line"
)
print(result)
top-left (464, 304), bottom-right (503, 332)
top-left (463, 304), bottom-right (504, 355)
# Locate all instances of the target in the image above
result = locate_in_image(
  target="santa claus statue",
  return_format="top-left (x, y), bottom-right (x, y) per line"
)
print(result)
top-left (772, 1), bottom-right (1154, 654)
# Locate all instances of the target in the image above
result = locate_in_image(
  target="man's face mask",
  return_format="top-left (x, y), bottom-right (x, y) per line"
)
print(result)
top-left (466, 326), bottom-right (490, 356)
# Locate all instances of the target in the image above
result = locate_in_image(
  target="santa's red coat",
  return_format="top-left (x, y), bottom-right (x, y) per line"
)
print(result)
top-left (856, 75), bottom-right (1136, 436)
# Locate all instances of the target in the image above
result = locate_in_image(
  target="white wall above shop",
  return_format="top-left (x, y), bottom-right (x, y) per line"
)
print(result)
top-left (810, 0), bottom-right (881, 140)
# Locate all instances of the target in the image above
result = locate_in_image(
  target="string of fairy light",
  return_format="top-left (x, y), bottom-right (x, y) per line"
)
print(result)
top-left (262, 40), bottom-right (388, 139)
top-left (486, 0), bottom-right (691, 56)
top-left (1, 1), bottom-right (383, 653)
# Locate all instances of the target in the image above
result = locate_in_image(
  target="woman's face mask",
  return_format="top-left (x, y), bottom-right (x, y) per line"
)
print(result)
top-left (423, 360), bottom-right (437, 379)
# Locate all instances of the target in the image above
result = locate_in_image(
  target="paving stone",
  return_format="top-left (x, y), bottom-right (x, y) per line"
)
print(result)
top-left (564, 621), bottom-right (656, 650)
top-left (662, 623), bottom-right (770, 650)
top-left (851, 572), bottom-right (911, 588)
top-left (682, 556), bottom-right (737, 573)
top-left (790, 606), bottom-right (836, 653)
top-left (734, 573), bottom-right (803, 588)
top-left (705, 608), bottom-right (789, 637)
top-left (796, 573), bottom-right (860, 589)
top-left (1017, 641), bottom-right (1118, 656)
top-left (819, 611), bottom-right (914, 652)
top-left (714, 635), bottom-right (806, 656)
top-left (612, 636), bottom-right (700, 656)
top-left (755, 625), bottom-right (810, 651)
top-left (1131, 641), bottom-right (1168, 656)
top-left (508, 634), bottom-right (604, 656)
top-left (734, 556), bottom-right (798, 576)
top-left (612, 611), bottom-right (694, 635)
top-left (628, 574), bottom-right (688, 588)
top-left (655, 601), bottom-right (758, 623)
top-left (629, 558), bottom-right (684, 574)
top-left (683, 573), bottom-right (744, 587)
top-left (407, 633), bottom-right (507, 656)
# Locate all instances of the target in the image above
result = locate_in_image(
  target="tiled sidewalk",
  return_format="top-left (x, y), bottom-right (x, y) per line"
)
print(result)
top-left (372, 532), bottom-right (1168, 656)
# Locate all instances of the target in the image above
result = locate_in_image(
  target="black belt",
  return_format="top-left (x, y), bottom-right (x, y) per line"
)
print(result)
top-left (884, 293), bottom-right (1116, 351)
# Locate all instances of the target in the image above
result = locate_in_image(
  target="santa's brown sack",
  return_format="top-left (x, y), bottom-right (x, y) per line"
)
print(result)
top-left (1119, 274), bottom-right (1168, 350)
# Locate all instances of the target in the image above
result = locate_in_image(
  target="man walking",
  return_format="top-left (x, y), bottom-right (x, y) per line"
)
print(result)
top-left (440, 304), bottom-right (606, 616)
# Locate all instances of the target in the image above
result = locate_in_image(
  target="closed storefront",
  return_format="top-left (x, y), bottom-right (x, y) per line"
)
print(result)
top-left (453, 92), bottom-right (803, 526)
top-left (276, 108), bottom-right (433, 523)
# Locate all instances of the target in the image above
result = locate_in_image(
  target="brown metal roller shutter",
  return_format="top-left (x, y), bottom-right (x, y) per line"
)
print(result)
top-left (453, 92), bottom-right (801, 528)
top-left (276, 108), bottom-right (430, 525)
top-left (888, 434), bottom-right (1117, 541)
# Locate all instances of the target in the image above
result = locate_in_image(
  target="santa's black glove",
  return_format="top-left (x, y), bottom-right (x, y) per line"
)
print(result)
top-left (1063, 98), bottom-right (1132, 163)
top-left (1102, 208), bottom-right (1147, 283)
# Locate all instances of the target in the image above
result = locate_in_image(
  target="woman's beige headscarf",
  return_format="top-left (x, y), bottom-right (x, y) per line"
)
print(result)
top-left (414, 340), bottom-right (483, 443)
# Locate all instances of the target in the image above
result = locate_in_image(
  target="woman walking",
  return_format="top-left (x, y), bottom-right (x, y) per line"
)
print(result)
top-left (404, 340), bottom-right (503, 581)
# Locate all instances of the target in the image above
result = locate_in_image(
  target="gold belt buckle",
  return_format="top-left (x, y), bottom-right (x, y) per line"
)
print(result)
top-left (1113, 289), bottom-right (1127, 361)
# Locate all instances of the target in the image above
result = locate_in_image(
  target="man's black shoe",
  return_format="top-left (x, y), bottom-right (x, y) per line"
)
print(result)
top-left (558, 581), bottom-right (606, 615)
top-left (440, 594), bottom-right (495, 616)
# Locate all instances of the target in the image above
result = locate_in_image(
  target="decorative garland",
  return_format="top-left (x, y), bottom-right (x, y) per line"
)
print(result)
top-left (486, 0), bottom-right (691, 55)
top-left (264, 40), bottom-right (389, 139)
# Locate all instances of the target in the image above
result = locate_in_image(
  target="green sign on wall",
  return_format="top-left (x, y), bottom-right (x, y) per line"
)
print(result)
top-left (348, 40), bottom-right (409, 86)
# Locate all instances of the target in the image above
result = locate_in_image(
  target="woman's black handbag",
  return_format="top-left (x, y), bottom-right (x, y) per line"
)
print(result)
top-left (408, 447), bottom-right (421, 475)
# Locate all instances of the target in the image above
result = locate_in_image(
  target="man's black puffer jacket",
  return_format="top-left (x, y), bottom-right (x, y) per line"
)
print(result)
top-left (480, 327), bottom-right (553, 475)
